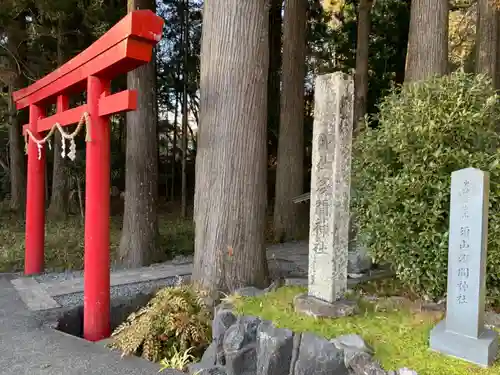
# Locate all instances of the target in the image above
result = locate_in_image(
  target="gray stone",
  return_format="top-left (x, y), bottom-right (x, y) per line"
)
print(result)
top-left (346, 352), bottom-right (386, 375)
top-left (348, 244), bottom-right (372, 274)
top-left (348, 213), bottom-right (372, 274)
top-left (292, 332), bottom-right (348, 375)
top-left (263, 278), bottom-right (285, 293)
top-left (223, 316), bottom-right (261, 375)
top-left (429, 168), bottom-right (498, 367)
top-left (294, 293), bottom-right (358, 318)
top-left (188, 363), bottom-right (227, 375)
top-left (234, 287), bottom-right (265, 298)
top-left (201, 342), bottom-right (217, 365)
top-left (212, 309), bottom-right (237, 365)
top-left (331, 334), bottom-right (374, 356)
top-left (397, 369), bottom-right (418, 375)
top-left (257, 320), bottom-right (294, 375)
top-left (308, 72), bottom-right (354, 304)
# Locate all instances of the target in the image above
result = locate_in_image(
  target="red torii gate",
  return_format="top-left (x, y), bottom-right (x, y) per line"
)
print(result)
top-left (12, 10), bottom-right (164, 342)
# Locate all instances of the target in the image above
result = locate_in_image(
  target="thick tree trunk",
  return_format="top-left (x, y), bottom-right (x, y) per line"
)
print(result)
top-left (405, 0), bottom-right (448, 82)
top-left (48, 18), bottom-right (69, 219)
top-left (267, 0), bottom-right (282, 158)
top-left (476, 0), bottom-right (498, 87)
top-left (118, 0), bottom-right (159, 267)
top-left (354, 0), bottom-right (374, 132)
top-left (273, 0), bottom-right (307, 243)
top-left (193, 0), bottom-right (270, 299)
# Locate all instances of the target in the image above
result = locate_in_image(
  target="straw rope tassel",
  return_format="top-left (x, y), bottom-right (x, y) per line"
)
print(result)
top-left (24, 112), bottom-right (92, 161)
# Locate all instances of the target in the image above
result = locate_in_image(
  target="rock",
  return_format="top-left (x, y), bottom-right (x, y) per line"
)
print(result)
top-left (201, 342), bottom-right (217, 365)
top-left (212, 309), bottom-right (237, 365)
top-left (223, 316), bottom-right (261, 375)
top-left (264, 278), bottom-right (285, 293)
top-left (345, 352), bottom-right (385, 375)
top-left (348, 243), bottom-right (372, 274)
top-left (257, 320), bottom-right (294, 375)
top-left (397, 369), bottom-right (418, 375)
top-left (172, 254), bottom-right (193, 265)
top-left (331, 334), bottom-right (374, 364)
top-left (234, 286), bottom-right (265, 297)
top-left (188, 363), bottom-right (228, 375)
top-left (292, 332), bottom-right (348, 375)
top-left (294, 293), bottom-right (359, 318)
top-left (284, 278), bottom-right (308, 287)
top-left (214, 301), bottom-right (234, 316)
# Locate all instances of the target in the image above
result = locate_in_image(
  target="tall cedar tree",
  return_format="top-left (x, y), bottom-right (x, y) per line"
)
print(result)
top-left (268, 0), bottom-right (282, 153)
top-left (476, 0), bottom-right (499, 87)
top-left (273, 0), bottom-right (308, 242)
top-left (354, 0), bottom-right (374, 131)
top-left (118, 0), bottom-right (159, 267)
top-left (49, 17), bottom-right (69, 218)
top-left (193, 0), bottom-right (270, 299)
top-left (7, 14), bottom-right (27, 212)
top-left (405, 0), bottom-right (448, 82)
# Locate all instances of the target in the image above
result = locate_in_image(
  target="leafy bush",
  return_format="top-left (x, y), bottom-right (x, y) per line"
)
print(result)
top-left (351, 72), bottom-right (500, 299)
top-left (110, 284), bottom-right (211, 364)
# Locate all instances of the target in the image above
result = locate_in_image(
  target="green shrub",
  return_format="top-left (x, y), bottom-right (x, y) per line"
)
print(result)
top-left (352, 72), bottom-right (500, 299)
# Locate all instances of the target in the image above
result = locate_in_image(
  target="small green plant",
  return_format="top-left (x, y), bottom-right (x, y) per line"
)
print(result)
top-left (109, 284), bottom-right (212, 363)
top-left (158, 346), bottom-right (195, 372)
top-left (352, 72), bottom-right (500, 299)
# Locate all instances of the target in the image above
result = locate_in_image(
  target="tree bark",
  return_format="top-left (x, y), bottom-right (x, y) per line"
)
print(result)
top-left (273, 0), bottom-right (307, 243)
top-left (405, 0), bottom-right (449, 82)
top-left (476, 0), bottom-right (498, 87)
top-left (267, 0), bottom-right (282, 158)
top-left (7, 83), bottom-right (25, 212)
top-left (118, 0), bottom-right (159, 267)
top-left (7, 16), bottom-right (27, 212)
top-left (193, 0), bottom-right (270, 299)
top-left (181, 0), bottom-right (189, 218)
top-left (48, 17), bottom-right (69, 219)
top-left (354, 0), bottom-right (374, 132)
top-left (170, 89), bottom-right (179, 201)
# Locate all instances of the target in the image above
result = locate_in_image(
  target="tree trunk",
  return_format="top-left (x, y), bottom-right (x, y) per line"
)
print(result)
top-left (170, 89), bottom-right (179, 201)
top-left (405, 0), bottom-right (448, 82)
top-left (181, 0), bottom-right (189, 218)
top-left (267, 0), bottom-right (282, 159)
top-left (193, 0), bottom-right (270, 299)
top-left (273, 0), bottom-right (307, 243)
top-left (7, 83), bottom-right (25, 212)
top-left (118, 0), bottom-right (159, 267)
top-left (48, 17), bottom-right (69, 219)
top-left (7, 17), bottom-right (27, 212)
top-left (354, 0), bottom-right (374, 132)
top-left (476, 0), bottom-right (498, 87)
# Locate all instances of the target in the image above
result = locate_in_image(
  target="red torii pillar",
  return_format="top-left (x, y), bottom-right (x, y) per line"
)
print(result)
top-left (12, 10), bottom-right (164, 341)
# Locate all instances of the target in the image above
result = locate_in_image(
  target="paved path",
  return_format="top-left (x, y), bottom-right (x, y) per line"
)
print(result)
top-left (0, 274), bottom-right (183, 375)
top-left (0, 241), bottom-right (310, 375)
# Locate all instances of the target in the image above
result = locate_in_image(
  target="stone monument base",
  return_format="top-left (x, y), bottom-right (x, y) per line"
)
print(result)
top-left (293, 293), bottom-right (359, 318)
top-left (430, 320), bottom-right (498, 367)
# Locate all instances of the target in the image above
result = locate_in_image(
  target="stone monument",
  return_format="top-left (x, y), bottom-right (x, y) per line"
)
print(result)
top-left (430, 167), bottom-right (498, 367)
top-left (294, 72), bottom-right (357, 318)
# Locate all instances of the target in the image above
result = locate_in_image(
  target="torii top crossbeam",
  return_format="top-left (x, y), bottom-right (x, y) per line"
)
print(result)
top-left (11, 10), bottom-right (164, 343)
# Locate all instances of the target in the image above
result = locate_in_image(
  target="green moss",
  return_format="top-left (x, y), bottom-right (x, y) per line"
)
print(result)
top-left (233, 286), bottom-right (500, 375)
